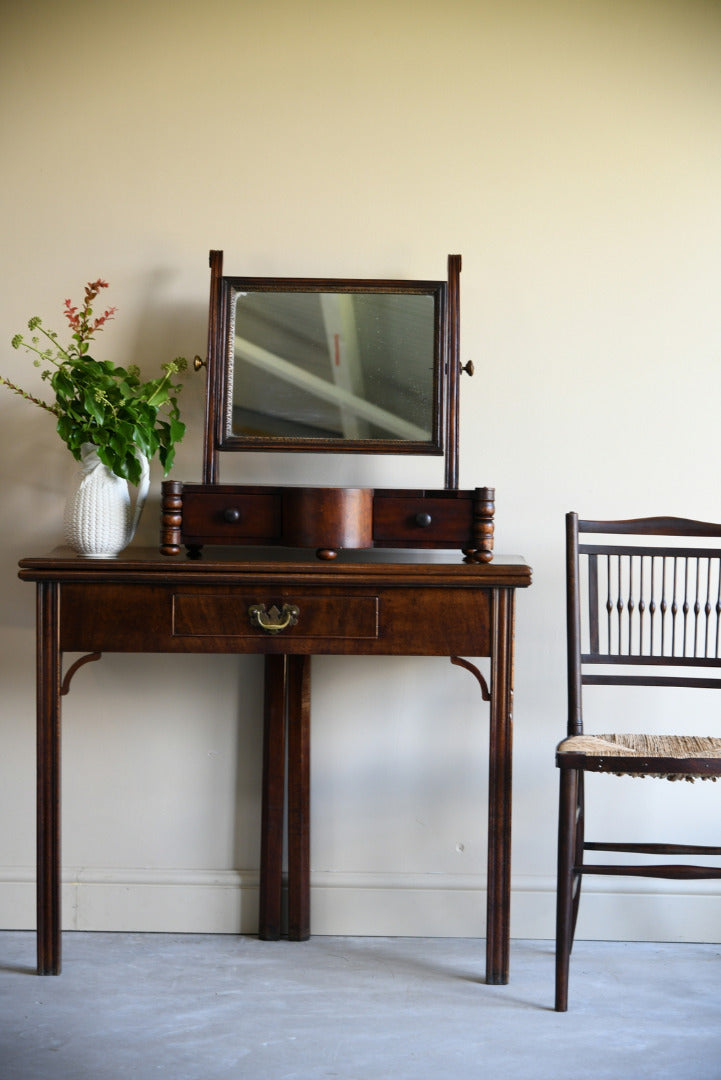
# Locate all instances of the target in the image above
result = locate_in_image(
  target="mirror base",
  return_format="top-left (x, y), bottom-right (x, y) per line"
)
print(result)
top-left (161, 482), bottom-right (495, 563)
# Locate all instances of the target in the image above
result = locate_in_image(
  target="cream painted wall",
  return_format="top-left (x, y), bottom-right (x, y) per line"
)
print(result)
top-left (2, 0), bottom-right (721, 941)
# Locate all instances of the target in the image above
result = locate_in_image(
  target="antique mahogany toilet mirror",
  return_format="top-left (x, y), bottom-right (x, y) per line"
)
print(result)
top-left (161, 251), bottom-right (494, 561)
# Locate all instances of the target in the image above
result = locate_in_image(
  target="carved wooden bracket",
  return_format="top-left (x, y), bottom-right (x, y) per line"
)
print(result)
top-left (450, 655), bottom-right (491, 701)
top-left (61, 652), bottom-right (102, 696)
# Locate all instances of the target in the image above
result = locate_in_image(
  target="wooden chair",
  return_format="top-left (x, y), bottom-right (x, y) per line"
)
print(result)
top-left (555, 512), bottom-right (721, 1011)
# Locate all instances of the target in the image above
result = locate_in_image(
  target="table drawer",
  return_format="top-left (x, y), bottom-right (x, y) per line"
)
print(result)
top-left (172, 592), bottom-right (380, 640)
top-left (58, 583), bottom-right (493, 657)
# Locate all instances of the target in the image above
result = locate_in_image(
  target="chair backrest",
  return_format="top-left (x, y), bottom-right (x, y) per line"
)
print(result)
top-left (567, 513), bottom-right (721, 736)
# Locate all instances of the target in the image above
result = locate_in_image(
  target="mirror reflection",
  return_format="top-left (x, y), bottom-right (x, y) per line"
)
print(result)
top-left (228, 290), bottom-right (438, 443)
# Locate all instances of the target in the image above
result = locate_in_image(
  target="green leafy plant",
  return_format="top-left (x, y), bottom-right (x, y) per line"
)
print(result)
top-left (3, 279), bottom-right (186, 485)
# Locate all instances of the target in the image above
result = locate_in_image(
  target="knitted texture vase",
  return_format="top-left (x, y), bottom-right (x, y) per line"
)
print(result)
top-left (63, 443), bottom-right (150, 557)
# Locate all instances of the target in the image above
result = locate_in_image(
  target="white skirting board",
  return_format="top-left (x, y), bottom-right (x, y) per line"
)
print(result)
top-left (1, 870), bottom-right (720, 941)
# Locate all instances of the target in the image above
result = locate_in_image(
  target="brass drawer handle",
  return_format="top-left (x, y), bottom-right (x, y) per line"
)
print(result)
top-left (248, 603), bottom-right (300, 634)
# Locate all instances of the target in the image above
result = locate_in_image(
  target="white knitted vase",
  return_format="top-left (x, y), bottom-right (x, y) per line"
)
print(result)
top-left (63, 443), bottom-right (150, 557)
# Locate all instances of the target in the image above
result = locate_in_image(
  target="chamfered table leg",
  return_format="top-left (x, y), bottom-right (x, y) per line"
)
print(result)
top-left (486, 588), bottom-right (515, 984)
top-left (287, 654), bottom-right (311, 941)
top-left (258, 655), bottom-right (287, 940)
top-left (36, 581), bottom-right (62, 976)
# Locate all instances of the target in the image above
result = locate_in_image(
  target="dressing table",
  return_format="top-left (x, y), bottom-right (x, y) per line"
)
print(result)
top-left (20, 253), bottom-right (531, 982)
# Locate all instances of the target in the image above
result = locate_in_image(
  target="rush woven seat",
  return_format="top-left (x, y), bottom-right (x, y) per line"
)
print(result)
top-left (557, 733), bottom-right (721, 780)
top-left (555, 513), bottom-right (721, 1011)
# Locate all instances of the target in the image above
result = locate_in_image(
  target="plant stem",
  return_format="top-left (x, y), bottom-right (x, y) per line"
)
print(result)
top-left (0, 376), bottom-right (59, 415)
top-left (145, 369), bottom-right (173, 408)
top-left (36, 324), bottom-right (72, 362)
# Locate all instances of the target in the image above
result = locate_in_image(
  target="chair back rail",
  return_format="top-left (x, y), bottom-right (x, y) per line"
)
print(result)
top-left (567, 513), bottom-right (721, 733)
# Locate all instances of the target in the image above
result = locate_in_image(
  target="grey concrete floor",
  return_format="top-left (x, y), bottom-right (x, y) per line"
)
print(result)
top-left (0, 932), bottom-right (719, 1080)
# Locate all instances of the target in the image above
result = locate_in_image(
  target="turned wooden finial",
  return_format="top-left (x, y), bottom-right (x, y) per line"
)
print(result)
top-left (160, 480), bottom-right (184, 556)
top-left (463, 486), bottom-right (495, 563)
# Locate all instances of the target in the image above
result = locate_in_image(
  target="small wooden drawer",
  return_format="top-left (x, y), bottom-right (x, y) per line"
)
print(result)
top-left (172, 592), bottom-right (380, 640)
top-left (372, 494), bottom-right (474, 545)
top-left (181, 490), bottom-right (282, 544)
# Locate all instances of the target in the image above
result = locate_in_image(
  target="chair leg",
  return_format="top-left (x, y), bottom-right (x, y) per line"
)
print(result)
top-left (555, 767), bottom-right (579, 1012)
top-left (570, 772), bottom-right (584, 945)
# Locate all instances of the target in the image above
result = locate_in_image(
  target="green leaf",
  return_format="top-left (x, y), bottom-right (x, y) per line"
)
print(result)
top-left (83, 389), bottom-right (105, 424)
top-left (124, 452), bottom-right (142, 486)
top-left (52, 370), bottom-right (75, 398)
top-left (170, 418), bottom-right (185, 443)
top-left (56, 415), bottom-right (73, 442)
top-left (159, 443), bottom-right (175, 475)
top-left (96, 444), bottom-right (116, 472)
top-left (132, 426), bottom-right (152, 458)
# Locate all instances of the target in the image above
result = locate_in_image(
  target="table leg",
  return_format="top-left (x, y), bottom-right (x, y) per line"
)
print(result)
top-left (486, 588), bottom-right (515, 985)
top-left (259, 655), bottom-right (287, 940)
top-left (36, 581), bottom-right (61, 976)
top-left (287, 655), bottom-right (311, 941)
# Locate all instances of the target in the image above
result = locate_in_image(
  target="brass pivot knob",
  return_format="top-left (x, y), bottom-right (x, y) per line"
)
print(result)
top-left (193, 355), bottom-right (207, 372)
top-left (461, 360), bottom-right (474, 376)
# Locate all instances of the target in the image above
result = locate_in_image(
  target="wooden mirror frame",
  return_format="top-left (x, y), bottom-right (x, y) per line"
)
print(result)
top-left (201, 252), bottom-right (462, 489)
top-left (161, 251), bottom-right (495, 563)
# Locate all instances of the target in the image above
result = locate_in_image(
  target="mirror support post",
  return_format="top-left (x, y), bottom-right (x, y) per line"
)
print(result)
top-left (203, 250), bottom-right (224, 484)
top-left (445, 254), bottom-right (461, 490)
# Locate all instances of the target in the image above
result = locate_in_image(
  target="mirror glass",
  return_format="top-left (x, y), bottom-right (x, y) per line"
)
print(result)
top-left (220, 281), bottom-right (445, 453)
